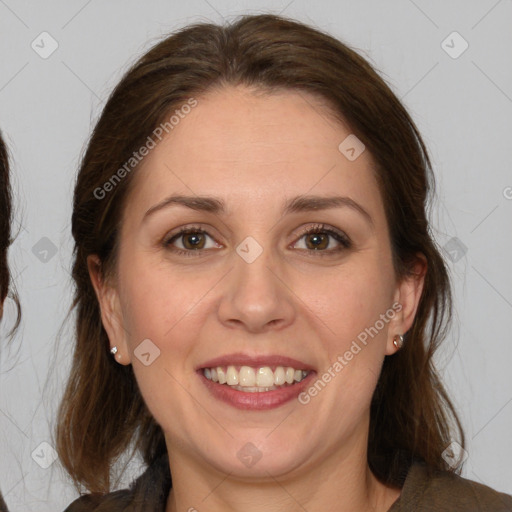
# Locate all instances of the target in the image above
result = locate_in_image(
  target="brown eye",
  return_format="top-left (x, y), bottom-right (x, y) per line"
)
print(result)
top-left (164, 226), bottom-right (219, 257)
top-left (304, 232), bottom-right (329, 250)
top-left (180, 231), bottom-right (207, 250)
top-left (163, 223), bottom-right (351, 258)
top-left (294, 224), bottom-right (351, 256)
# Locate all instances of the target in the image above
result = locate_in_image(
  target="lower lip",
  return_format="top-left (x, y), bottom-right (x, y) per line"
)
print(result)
top-left (198, 371), bottom-right (316, 410)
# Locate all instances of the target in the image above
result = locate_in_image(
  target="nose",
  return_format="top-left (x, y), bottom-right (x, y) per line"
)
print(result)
top-left (217, 238), bottom-right (296, 333)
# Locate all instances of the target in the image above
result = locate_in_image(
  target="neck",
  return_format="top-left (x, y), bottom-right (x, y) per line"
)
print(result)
top-left (164, 432), bottom-right (401, 512)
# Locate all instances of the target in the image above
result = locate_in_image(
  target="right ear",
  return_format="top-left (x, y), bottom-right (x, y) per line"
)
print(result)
top-left (87, 254), bottom-right (131, 365)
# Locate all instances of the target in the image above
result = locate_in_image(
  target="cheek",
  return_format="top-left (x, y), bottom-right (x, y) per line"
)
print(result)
top-left (118, 264), bottom-right (206, 426)
top-left (119, 257), bottom-right (206, 346)
top-left (299, 268), bottom-right (393, 424)
top-left (302, 263), bottom-right (394, 351)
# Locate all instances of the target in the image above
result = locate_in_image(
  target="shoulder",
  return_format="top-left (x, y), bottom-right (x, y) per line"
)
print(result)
top-left (0, 491), bottom-right (9, 512)
top-left (63, 454), bottom-right (171, 511)
top-left (63, 491), bottom-right (129, 511)
top-left (393, 461), bottom-right (512, 511)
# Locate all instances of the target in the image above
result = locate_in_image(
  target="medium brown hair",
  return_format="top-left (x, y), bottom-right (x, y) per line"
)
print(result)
top-left (57, 14), bottom-right (465, 493)
top-left (0, 131), bottom-right (20, 334)
top-left (0, 133), bottom-right (11, 305)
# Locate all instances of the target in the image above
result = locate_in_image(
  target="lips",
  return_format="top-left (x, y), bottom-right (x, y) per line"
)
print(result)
top-left (197, 353), bottom-right (315, 372)
top-left (196, 352), bottom-right (316, 410)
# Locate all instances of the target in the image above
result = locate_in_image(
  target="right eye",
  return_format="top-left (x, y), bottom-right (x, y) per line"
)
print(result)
top-left (163, 225), bottom-right (221, 257)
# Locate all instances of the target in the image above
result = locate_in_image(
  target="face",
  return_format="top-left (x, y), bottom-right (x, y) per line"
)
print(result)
top-left (91, 85), bottom-right (425, 480)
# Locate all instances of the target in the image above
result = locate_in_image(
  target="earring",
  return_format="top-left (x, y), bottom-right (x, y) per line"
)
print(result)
top-left (110, 346), bottom-right (118, 355)
top-left (393, 334), bottom-right (404, 350)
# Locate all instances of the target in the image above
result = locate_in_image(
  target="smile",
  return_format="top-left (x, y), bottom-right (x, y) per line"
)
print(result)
top-left (203, 365), bottom-right (310, 392)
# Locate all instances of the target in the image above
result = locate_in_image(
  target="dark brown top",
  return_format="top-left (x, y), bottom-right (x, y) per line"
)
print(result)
top-left (0, 492), bottom-right (8, 512)
top-left (387, 462), bottom-right (512, 511)
top-left (64, 455), bottom-right (512, 511)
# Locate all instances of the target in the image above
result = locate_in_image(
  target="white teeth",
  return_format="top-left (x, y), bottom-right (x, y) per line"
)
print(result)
top-left (256, 367), bottom-right (274, 387)
top-left (203, 365), bottom-right (310, 389)
top-left (230, 385), bottom-right (278, 392)
top-left (217, 367), bottom-right (226, 384)
top-left (239, 366), bottom-right (256, 386)
top-left (274, 366), bottom-right (286, 385)
top-left (226, 366), bottom-right (239, 385)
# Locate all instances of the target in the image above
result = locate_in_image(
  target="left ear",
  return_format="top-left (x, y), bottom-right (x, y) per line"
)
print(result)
top-left (385, 252), bottom-right (427, 355)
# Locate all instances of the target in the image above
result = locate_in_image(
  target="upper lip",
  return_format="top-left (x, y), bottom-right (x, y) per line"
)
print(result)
top-left (197, 352), bottom-right (315, 371)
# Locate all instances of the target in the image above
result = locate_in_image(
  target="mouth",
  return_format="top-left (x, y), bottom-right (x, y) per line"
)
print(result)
top-left (197, 354), bottom-right (316, 410)
top-left (201, 365), bottom-right (310, 392)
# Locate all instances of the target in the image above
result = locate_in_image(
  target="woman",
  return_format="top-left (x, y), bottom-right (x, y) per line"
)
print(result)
top-left (58, 14), bottom-right (512, 512)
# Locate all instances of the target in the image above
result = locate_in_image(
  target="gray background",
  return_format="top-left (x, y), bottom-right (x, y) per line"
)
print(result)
top-left (0, 0), bottom-right (511, 510)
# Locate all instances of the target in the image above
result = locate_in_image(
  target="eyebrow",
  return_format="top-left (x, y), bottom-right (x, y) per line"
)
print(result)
top-left (143, 194), bottom-right (374, 227)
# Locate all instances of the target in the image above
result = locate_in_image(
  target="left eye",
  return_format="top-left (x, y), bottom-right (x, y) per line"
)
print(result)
top-left (293, 225), bottom-right (351, 253)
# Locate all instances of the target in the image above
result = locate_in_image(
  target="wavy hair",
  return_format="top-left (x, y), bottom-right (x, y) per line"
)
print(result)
top-left (56, 14), bottom-right (465, 493)
top-left (0, 131), bottom-right (21, 336)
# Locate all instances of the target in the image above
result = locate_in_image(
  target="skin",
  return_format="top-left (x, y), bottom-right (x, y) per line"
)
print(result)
top-left (89, 85), bottom-right (426, 512)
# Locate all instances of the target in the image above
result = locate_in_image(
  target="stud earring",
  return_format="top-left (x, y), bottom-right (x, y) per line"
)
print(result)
top-left (393, 334), bottom-right (404, 350)
top-left (110, 346), bottom-right (118, 355)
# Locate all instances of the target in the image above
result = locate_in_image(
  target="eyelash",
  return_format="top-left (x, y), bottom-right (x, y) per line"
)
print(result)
top-left (163, 223), bottom-right (352, 258)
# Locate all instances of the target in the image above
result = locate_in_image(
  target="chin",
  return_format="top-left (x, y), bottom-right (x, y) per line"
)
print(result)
top-left (197, 433), bottom-right (314, 480)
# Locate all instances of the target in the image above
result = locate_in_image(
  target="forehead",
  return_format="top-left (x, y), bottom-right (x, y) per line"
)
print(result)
top-left (125, 85), bottom-right (385, 226)
top-left (158, 86), bottom-right (353, 167)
